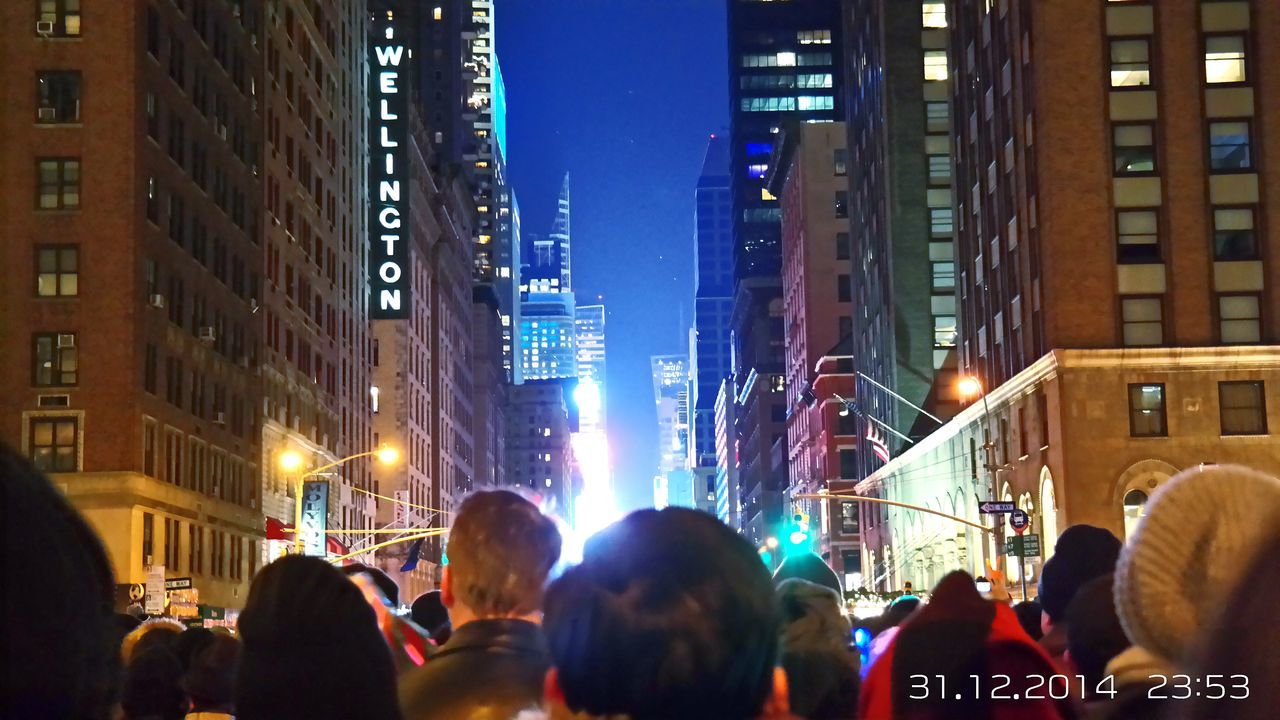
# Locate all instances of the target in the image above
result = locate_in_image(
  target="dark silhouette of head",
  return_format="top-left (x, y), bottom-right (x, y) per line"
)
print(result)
top-left (339, 563), bottom-right (400, 608)
top-left (182, 634), bottom-right (241, 712)
top-left (544, 507), bottom-right (780, 720)
top-left (410, 590), bottom-right (452, 645)
top-left (773, 551), bottom-right (843, 598)
top-left (121, 645), bottom-right (186, 720)
top-left (1013, 600), bottom-right (1044, 641)
top-left (1, 443), bottom-right (119, 720)
top-left (1064, 574), bottom-right (1129, 692)
top-left (444, 490), bottom-right (562, 618)
top-left (235, 555), bottom-right (399, 720)
top-left (1038, 525), bottom-right (1121, 624)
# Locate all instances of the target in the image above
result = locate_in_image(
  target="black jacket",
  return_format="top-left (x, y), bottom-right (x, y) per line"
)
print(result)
top-left (398, 618), bottom-right (550, 720)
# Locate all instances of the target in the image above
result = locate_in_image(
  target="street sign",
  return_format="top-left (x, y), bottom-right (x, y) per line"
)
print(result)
top-left (979, 501), bottom-right (1017, 514)
top-left (1005, 533), bottom-right (1042, 557)
top-left (164, 577), bottom-right (193, 591)
top-left (1009, 509), bottom-right (1030, 534)
top-left (144, 565), bottom-right (166, 615)
top-left (128, 583), bottom-right (146, 602)
top-left (300, 480), bottom-right (330, 557)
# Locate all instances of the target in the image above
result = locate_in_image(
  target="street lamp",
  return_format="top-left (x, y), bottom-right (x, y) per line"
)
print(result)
top-left (280, 445), bottom-right (401, 554)
top-left (958, 376), bottom-right (983, 399)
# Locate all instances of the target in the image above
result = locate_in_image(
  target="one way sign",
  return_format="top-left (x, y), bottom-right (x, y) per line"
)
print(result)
top-left (979, 501), bottom-right (1017, 514)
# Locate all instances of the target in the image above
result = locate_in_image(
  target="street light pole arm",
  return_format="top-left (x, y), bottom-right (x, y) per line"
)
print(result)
top-left (300, 449), bottom-right (380, 479)
top-left (792, 492), bottom-right (996, 534)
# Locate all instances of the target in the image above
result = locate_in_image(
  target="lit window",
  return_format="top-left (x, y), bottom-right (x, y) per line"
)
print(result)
top-left (934, 316), bottom-right (957, 347)
top-left (1212, 207), bottom-right (1257, 260)
top-left (923, 3), bottom-right (947, 27)
top-left (1110, 39), bottom-right (1151, 87)
top-left (931, 261), bottom-right (955, 290)
top-left (1112, 124), bottom-right (1156, 175)
top-left (925, 102), bottom-right (949, 132)
top-left (797, 95), bottom-right (834, 111)
top-left (433, 6), bottom-right (442, 20)
top-left (1116, 209), bottom-right (1160, 263)
top-left (1122, 490), bottom-right (1147, 541)
top-left (37, 0), bottom-right (81, 37)
top-left (1218, 294), bottom-right (1261, 344)
top-left (796, 30), bottom-right (831, 45)
top-left (36, 158), bottom-right (81, 209)
top-left (924, 51), bottom-right (948, 81)
top-left (1128, 384), bottom-right (1166, 437)
top-left (761, 187), bottom-right (776, 201)
top-left (1121, 297), bottom-right (1163, 346)
top-left (1205, 36), bottom-right (1246, 84)
top-left (747, 163), bottom-right (769, 179)
top-left (28, 416), bottom-right (79, 472)
top-left (930, 207), bottom-right (954, 237)
top-left (776, 52), bottom-right (797, 67)
top-left (33, 333), bottom-right (78, 386)
top-left (36, 246), bottom-right (79, 297)
top-left (1208, 121), bottom-right (1252, 171)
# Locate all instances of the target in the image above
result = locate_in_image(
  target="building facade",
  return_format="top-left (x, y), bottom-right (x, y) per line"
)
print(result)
top-left (574, 303), bottom-right (607, 430)
top-left (505, 379), bottom-right (574, 518)
top-left (713, 376), bottom-right (741, 528)
top-left (770, 121), bottom-right (860, 578)
top-left (1, 0), bottom-right (267, 611)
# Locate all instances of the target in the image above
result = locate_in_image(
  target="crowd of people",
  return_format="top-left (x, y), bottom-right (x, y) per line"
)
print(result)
top-left (3, 439), bottom-right (1279, 720)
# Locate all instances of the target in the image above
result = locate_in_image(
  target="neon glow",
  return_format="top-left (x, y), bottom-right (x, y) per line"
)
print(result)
top-left (369, 17), bottom-right (411, 319)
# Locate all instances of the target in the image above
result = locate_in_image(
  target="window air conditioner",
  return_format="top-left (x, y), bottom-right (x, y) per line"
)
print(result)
top-left (198, 326), bottom-right (217, 342)
top-left (149, 293), bottom-right (166, 309)
top-left (36, 20), bottom-right (54, 35)
top-left (214, 412), bottom-right (227, 425)
top-left (56, 334), bottom-right (76, 348)
top-left (37, 107), bottom-right (57, 122)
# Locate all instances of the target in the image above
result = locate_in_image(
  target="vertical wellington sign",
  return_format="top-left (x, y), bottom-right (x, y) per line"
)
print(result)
top-left (370, 16), bottom-right (410, 319)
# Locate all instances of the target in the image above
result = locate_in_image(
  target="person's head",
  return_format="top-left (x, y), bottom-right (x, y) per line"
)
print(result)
top-left (772, 551), bottom-right (843, 598)
top-left (172, 626), bottom-right (216, 671)
top-left (1114, 464), bottom-right (1280, 669)
top-left (1037, 524), bottom-right (1121, 632)
top-left (339, 562), bottom-right (400, 608)
top-left (881, 595), bottom-right (921, 630)
top-left (121, 618), bottom-right (185, 664)
top-left (121, 645), bottom-right (186, 720)
top-left (543, 507), bottom-right (785, 720)
top-left (1, 443), bottom-right (119, 720)
top-left (1063, 574), bottom-right (1128, 693)
top-left (1012, 600), bottom-right (1044, 641)
top-left (776, 579), bottom-right (859, 719)
top-left (1176, 536), bottom-right (1280, 720)
top-left (442, 490), bottom-right (562, 624)
top-left (183, 634), bottom-right (241, 712)
top-left (235, 555), bottom-right (399, 720)
top-left (410, 590), bottom-right (452, 644)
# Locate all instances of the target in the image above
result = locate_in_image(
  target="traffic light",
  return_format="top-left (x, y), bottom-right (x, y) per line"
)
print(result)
top-left (785, 513), bottom-right (810, 554)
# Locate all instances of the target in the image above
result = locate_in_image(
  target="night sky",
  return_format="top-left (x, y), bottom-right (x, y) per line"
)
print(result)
top-left (497, 0), bottom-right (728, 511)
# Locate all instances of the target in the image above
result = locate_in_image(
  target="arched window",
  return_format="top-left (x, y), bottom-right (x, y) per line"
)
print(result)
top-left (1123, 489), bottom-right (1149, 540)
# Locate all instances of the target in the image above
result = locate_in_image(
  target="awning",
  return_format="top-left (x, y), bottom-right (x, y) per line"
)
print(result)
top-left (264, 516), bottom-right (349, 556)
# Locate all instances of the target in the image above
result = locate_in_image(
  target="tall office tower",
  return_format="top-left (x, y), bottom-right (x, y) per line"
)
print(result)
top-left (690, 134), bottom-right (734, 503)
top-left (506, 379), bottom-right (575, 517)
top-left (651, 355), bottom-right (692, 507)
top-left (1, 1), bottom-right (265, 609)
top-left (548, 173), bottom-right (573, 289)
top-left (519, 174), bottom-right (578, 382)
top-left (713, 377), bottom-right (741, 528)
top-left (854, 0), bottom-right (1280, 594)
top-left (727, 0), bottom-right (844, 547)
top-left (842, 0), bottom-right (959, 480)
top-left (498, 188), bottom-right (522, 375)
top-left (260, 0), bottom-right (374, 560)
top-left (769, 121), bottom-right (860, 584)
top-left (574, 304), bottom-right (607, 430)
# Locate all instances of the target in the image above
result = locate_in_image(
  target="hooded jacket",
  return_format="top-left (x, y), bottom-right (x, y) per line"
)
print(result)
top-left (858, 572), bottom-right (1075, 720)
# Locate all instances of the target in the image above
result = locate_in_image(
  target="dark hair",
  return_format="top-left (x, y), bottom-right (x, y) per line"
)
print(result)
top-left (410, 590), bottom-right (452, 644)
top-left (172, 627), bottom-right (216, 672)
top-left (1177, 540), bottom-right (1280, 720)
top-left (544, 508), bottom-right (779, 720)
top-left (1, 443), bottom-right (119, 720)
top-left (448, 490), bottom-right (561, 616)
top-left (1038, 524), bottom-right (1121, 622)
top-left (773, 551), bottom-right (843, 598)
top-left (777, 579), bottom-right (859, 719)
top-left (1064, 574), bottom-right (1129, 691)
top-left (1013, 600), bottom-right (1044, 641)
top-left (121, 645), bottom-right (186, 720)
top-left (183, 634), bottom-right (241, 710)
top-left (235, 555), bottom-right (400, 720)
top-left (339, 563), bottom-right (400, 607)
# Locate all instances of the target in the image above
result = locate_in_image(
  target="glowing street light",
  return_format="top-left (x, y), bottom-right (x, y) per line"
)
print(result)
top-left (375, 445), bottom-right (400, 466)
top-left (958, 376), bottom-right (983, 399)
top-left (765, 536), bottom-right (779, 550)
top-left (278, 449), bottom-right (305, 473)
top-left (279, 445), bottom-right (401, 554)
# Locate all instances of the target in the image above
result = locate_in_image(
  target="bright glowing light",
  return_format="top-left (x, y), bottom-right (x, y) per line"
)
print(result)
top-left (574, 380), bottom-right (602, 417)
top-left (279, 450), bottom-right (304, 473)
top-left (766, 536), bottom-right (779, 549)
top-left (790, 530), bottom-right (808, 545)
top-left (570, 430), bottom-right (619, 542)
top-left (958, 376), bottom-right (983, 398)
top-left (375, 446), bottom-right (400, 465)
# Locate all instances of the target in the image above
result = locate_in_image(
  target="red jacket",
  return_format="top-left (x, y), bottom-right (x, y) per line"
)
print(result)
top-left (858, 573), bottom-right (1076, 720)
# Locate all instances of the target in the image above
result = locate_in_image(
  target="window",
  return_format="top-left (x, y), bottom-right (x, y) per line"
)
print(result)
top-left (833, 148), bottom-right (847, 176)
top-left (1121, 297), bottom-right (1163, 346)
top-left (146, 6), bottom-right (161, 57)
top-left (146, 93), bottom-right (160, 139)
top-left (1128, 383), bottom-right (1167, 437)
top-left (144, 344), bottom-right (158, 394)
top-left (797, 95), bottom-right (834, 111)
top-left (796, 30), bottom-right (831, 44)
top-left (835, 191), bottom-right (848, 218)
top-left (747, 163), bottom-right (768, 179)
top-left (36, 158), bottom-right (80, 209)
top-left (1208, 121), bottom-right (1252, 171)
top-left (839, 448), bottom-right (857, 479)
top-left (1122, 490), bottom-right (1147, 541)
top-left (1212, 207), bottom-right (1257, 260)
top-left (37, 0), bottom-right (81, 36)
top-left (924, 50), bottom-right (948, 81)
top-left (1116, 209), bottom-right (1160, 262)
top-left (930, 207), bottom-right (954, 236)
top-left (837, 274), bottom-right (851, 302)
top-left (142, 512), bottom-right (155, 561)
top-left (923, 2), bottom-right (947, 28)
top-left (1110, 38), bottom-right (1151, 87)
top-left (840, 502), bottom-right (860, 534)
top-left (740, 97), bottom-right (797, 112)
top-left (925, 102), bottom-right (949, 133)
top-left (1113, 124), bottom-right (1155, 175)
top-left (1205, 35), bottom-right (1246, 84)
top-left (934, 315), bottom-right (957, 347)
top-left (928, 153), bottom-right (951, 184)
top-left (29, 416), bottom-right (79, 472)
top-left (36, 72), bottom-right (80, 123)
top-left (1218, 293), bottom-right (1261, 344)
top-left (931, 261), bottom-right (956, 290)
top-left (797, 73), bottom-right (832, 89)
top-left (169, 37), bottom-right (185, 87)
top-left (836, 232), bottom-right (850, 260)
top-left (1220, 381), bottom-right (1267, 435)
top-left (33, 333), bottom-right (78, 386)
top-left (36, 246), bottom-right (78, 297)
top-left (169, 193), bottom-right (185, 246)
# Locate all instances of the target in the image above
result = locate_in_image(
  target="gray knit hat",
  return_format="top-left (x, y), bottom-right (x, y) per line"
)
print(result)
top-left (1113, 464), bottom-right (1280, 666)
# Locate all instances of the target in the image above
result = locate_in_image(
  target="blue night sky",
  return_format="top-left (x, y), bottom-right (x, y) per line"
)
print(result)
top-left (497, 0), bottom-right (728, 511)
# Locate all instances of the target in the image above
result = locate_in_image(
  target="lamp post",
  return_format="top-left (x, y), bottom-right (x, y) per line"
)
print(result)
top-left (278, 445), bottom-right (400, 555)
top-left (957, 376), bottom-right (1008, 592)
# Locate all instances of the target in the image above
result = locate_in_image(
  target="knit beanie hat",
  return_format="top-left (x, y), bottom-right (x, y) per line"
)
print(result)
top-left (1037, 524), bottom-right (1122, 621)
top-left (182, 634), bottom-right (240, 708)
top-left (773, 551), bottom-right (844, 598)
top-left (1114, 464), bottom-right (1280, 666)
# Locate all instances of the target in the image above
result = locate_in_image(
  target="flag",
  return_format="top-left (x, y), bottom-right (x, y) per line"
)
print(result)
top-left (867, 424), bottom-right (891, 463)
top-left (400, 537), bottom-right (425, 572)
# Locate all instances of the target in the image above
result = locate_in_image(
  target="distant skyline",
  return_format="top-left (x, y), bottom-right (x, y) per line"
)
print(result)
top-left (498, 0), bottom-right (728, 510)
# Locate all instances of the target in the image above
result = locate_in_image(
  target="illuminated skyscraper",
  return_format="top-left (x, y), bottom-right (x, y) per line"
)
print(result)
top-left (519, 174), bottom-right (577, 383)
top-left (575, 304), bottom-right (607, 430)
